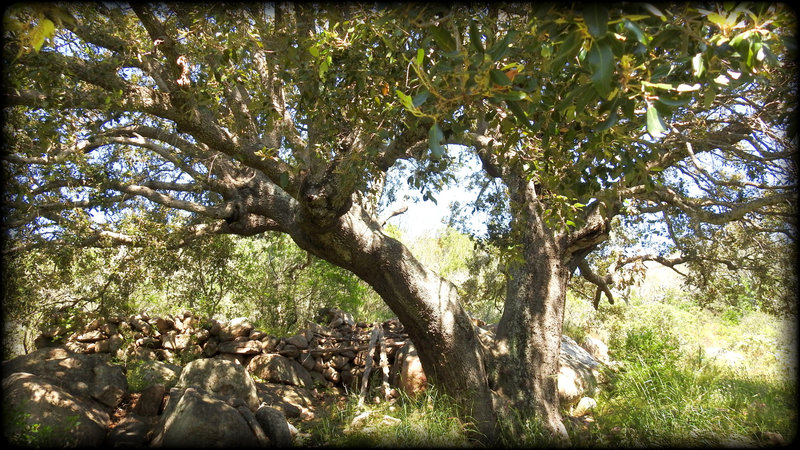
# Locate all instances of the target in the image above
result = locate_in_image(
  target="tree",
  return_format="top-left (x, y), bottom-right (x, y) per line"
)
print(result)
top-left (2, 3), bottom-right (795, 443)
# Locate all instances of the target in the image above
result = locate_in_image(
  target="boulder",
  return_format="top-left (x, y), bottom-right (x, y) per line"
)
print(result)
top-left (133, 383), bottom-right (166, 416)
top-left (218, 317), bottom-right (254, 342)
top-left (106, 413), bottom-right (157, 448)
top-left (248, 354), bottom-right (314, 389)
top-left (218, 337), bottom-right (263, 355)
top-left (3, 372), bottom-right (109, 447)
top-left (571, 396), bottom-right (597, 417)
top-left (1, 347), bottom-right (127, 408)
top-left (256, 404), bottom-right (293, 447)
top-left (391, 342), bottom-right (427, 397)
top-left (150, 387), bottom-right (260, 448)
top-left (161, 330), bottom-right (193, 351)
top-left (256, 382), bottom-right (316, 419)
top-left (559, 335), bottom-right (601, 406)
top-left (582, 336), bottom-right (611, 364)
top-left (176, 358), bottom-right (260, 411)
top-left (133, 359), bottom-right (182, 390)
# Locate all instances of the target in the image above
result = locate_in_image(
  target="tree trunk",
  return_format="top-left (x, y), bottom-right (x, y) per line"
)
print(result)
top-left (489, 176), bottom-right (571, 443)
top-left (289, 203), bottom-right (498, 442)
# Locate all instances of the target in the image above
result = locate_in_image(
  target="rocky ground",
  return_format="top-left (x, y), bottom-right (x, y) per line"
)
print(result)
top-left (2, 308), bottom-right (609, 447)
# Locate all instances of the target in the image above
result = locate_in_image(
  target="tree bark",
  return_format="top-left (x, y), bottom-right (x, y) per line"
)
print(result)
top-left (490, 175), bottom-right (571, 444)
top-left (288, 201), bottom-right (498, 442)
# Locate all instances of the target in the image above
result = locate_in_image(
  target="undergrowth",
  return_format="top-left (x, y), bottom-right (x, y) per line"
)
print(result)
top-left (299, 286), bottom-right (796, 447)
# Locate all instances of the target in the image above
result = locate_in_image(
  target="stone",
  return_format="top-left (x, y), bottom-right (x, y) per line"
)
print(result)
top-left (299, 353), bottom-right (316, 371)
top-left (135, 360), bottom-right (182, 390)
top-left (106, 414), bottom-right (157, 448)
top-left (1, 348), bottom-right (127, 408)
top-left (218, 317), bottom-right (253, 341)
top-left (255, 404), bottom-right (293, 448)
top-left (558, 335), bottom-right (601, 407)
top-left (392, 342), bottom-right (427, 397)
top-left (255, 382), bottom-right (316, 419)
top-left (129, 316), bottom-right (152, 334)
top-left (203, 336), bottom-right (220, 356)
top-left (279, 343), bottom-right (301, 358)
top-left (150, 387), bottom-right (259, 448)
top-left (133, 383), bottom-right (166, 416)
top-left (248, 354), bottom-right (314, 389)
top-left (154, 316), bottom-right (174, 333)
top-left (76, 329), bottom-right (106, 342)
top-left (582, 336), bottom-right (611, 364)
top-left (286, 333), bottom-right (309, 349)
top-left (218, 337), bottom-right (263, 355)
top-left (176, 358), bottom-right (260, 411)
top-left (162, 331), bottom-right (193, 351)
top-left (2, 372), bottom-right (109, 448)
top-left (571, 396), bottom-right (597, 417)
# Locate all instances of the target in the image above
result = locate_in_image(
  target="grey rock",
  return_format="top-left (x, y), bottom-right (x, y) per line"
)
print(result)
top-left (176, 358), bottom-right (260, 411)
top-left (150, 387), bottom-right (259, 448)
top-left (255, 404), bottom-right (293, 448)
top-left (3, 372), bottom-right (109, 448)
top-left (248, 354), bottom-right (314, 389)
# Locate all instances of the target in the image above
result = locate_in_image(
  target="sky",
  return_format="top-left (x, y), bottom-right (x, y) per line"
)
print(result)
top-left (380, 146), bottom-right (489, 240)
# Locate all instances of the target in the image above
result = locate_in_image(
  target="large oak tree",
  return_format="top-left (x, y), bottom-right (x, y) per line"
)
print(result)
top-left (2, 3), bottom-right (795, 443)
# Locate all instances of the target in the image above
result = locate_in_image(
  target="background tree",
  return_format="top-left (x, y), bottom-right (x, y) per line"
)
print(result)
top-left (2, 3), bottom-right (795, 443)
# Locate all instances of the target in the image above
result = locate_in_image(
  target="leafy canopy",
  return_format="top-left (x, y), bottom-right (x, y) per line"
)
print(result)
top-left (1, 3), bottom-right (796, 312)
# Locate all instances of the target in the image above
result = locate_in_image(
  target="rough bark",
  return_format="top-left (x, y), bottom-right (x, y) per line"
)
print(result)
top-left (287, 201), bottom-right (497, 442)
top-left (490, 175), bottom-right (571, 443)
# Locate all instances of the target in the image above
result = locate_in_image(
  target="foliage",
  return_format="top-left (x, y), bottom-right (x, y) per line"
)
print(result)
top-left (560, 282), bottom-right (797, 446)
top-left (2, 231), bottom-right (387, 354)
top-left (303, 386), bottom-right (473, 447)
top-left (1, 3), bottom-right (795, 441)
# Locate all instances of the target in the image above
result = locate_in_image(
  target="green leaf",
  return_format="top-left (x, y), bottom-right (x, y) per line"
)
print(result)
top-left (431, 25), bottom-right (456, 52)
top-left (642, 3), bottom-right (667, 21)
top-left (646, 104), bottom-right (667, 136)
top-left (395, 90), bottom-right (415, 110)
top-left (416, 48), bottom-right (424, 66)
top-left (487, 30), bottom-right (518, 61)
top-left (279, 172), bottom-right (289, 189)
top-left (596, 109), bottom-right (618, 132)
top-left (308, 45), bottom-right (320, 58)
top-left (551, 32), bottom-right (583, 70)
top-left (583, 4), bottom-right (608, 37)
top-left (469, 21), bottom-right (484, 53)
top-left (506, 100), bottom-right (534, 131)
top-left (428, 122), bottom-right (445, 159)
top-left (412, 90), bottom-right (430, 107)
top-left (30, 18), bottom-right (55, 52)
top-left (586, 40), bottom-right (614, 98)
top-left (623, 19), bottom-right (648, 46)
top-left (489, 69), bottom-right (512, 86)
top-left (494, 90), bottom-right (528, 101)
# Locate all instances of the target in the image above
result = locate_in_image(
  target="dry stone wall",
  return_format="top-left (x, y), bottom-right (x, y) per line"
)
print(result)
top-left (5, 307), bottom-right (611, 447)
top-left (33, 307), bottom-right (608, 405)
top-left (34, 307), bottom-right (417, 397)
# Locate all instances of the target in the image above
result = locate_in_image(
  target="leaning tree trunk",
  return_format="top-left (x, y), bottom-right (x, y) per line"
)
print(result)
top-left (489, 175), bottom-right (571, 443)
top-left (288, 202), bottom-right (498, 442)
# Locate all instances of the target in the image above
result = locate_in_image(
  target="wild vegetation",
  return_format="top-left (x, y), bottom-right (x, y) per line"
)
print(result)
top-left (2, 3), bottom-right (796, 445)
top-left (3, 224), bottom-right (796, 446)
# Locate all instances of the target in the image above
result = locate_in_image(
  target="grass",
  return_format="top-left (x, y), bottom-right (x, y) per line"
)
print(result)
top-left (561, 278), bottom-right (797, 447)
top-left (298, 278), bottom-right (797, 447)
top-left (299, 386), bottom-right (474, 447)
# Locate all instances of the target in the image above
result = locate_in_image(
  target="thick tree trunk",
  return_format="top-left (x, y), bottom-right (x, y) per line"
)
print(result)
top-left (288, 202), bottom-right (497, 442)
top-left (489, 176), bottom-right (571, 443)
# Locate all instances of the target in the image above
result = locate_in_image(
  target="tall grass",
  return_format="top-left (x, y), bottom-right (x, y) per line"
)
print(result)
top-left (563, 282), bottom-right (797, 447)
top-left (301, 386), bottom-right (474, 447)
top-left (299, 283), bottom-right (796, 446)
